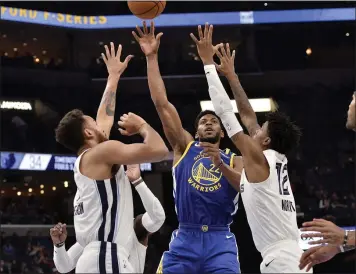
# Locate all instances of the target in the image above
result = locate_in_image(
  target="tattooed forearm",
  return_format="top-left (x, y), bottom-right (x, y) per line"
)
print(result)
top-left (226, 73), bottom-right (260, 135)
top-left (103, 91), bottom-right (116, 116)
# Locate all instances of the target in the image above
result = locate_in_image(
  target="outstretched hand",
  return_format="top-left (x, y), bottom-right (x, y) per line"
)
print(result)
top-left (214, 43), bottom-right (236, 78)
top-left (190, 23), bottom-right (215, 65)
top-left (132, 21), bottom-right (163, 57)
top-left (101, 42), bottom-right (133, 77)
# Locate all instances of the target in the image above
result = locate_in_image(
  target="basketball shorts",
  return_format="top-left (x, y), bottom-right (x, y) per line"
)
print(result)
top-left (75, 241), bottom-right (134, 273)
top-left (260, 240), bottom-right (313, 274)
top-left (157, 224), bottom-right (240, 274)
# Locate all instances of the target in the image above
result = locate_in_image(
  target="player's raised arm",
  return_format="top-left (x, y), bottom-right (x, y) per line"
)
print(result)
top-left (92, 112), bottom-right (169, 165)
top-left (132, 21), bottom-right (193, 155)
top-left (126, 164), bottom-right (165, 245)
top-left (51, 223), bottom-right (84, 273)
top-left (96, 43), bottom-right (133, 138)
top-left (191, 23), bottom-right (269, 183)
top-left (214, 43), bottom-right (261, 137)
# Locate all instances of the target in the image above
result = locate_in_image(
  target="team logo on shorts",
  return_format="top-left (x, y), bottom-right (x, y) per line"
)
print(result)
top-left (188, 155), bottom-right (222, 193)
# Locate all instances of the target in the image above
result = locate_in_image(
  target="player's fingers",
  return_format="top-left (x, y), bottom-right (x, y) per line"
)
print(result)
top-left (203, 22), bottom-right (209, 39)
top-left (198, 25), bottom-right (203, 40)
top-left (300, 226), bottom-right (327, 232)
top-left (199, 142), bottom-right (213, 147)
top-left (190, 33), bottom-right (199, 44)
top-left (150, 21), bottom-right (155, 35)
top-left (156, 32), bottom-right (164, 43)
top-left (110, 42), bottom-right (115, 57)
top-left (132, 31), bottom-right (140, 43)
top-left (116, 44), bottom-right (122, 59)
top-left (104, 45), bottom-right (110, 58)
top-left (101, 53), bottom-right (108, 64)
top-left (136, 25), bottom-right (144, 37)
top-left (62, 224), bottom-right (67, 233)
top-left (143, 21), bottom-right (148, 34)
top-left (232, 50), bottom-right (236, 62)
top-left (216, 47), bottom-right (223, 59)
top-left (226, 43), bottom-right (231, 57)
top-left (308, 239), bottom-right (327, 245)
top-left (220, 45), bottom-right (228, 58)
top-left (306, 262), bottom-right (315, 272)
top-left (301, 232), bottom-right (323, 238)
top-left (207, 24), bottom-right (213, 43)
top-left (302, 220), bottom-right (325, 228)
top-left (124, 55), bottom-right (134, 65)
top-left (118, 128), bottom-right (129, 136)
top-left (118, 121), bottom-right (125, 127)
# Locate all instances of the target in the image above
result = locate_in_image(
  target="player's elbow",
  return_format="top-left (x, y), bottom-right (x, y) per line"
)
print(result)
top-left (54, 262), bottom-right (73, 274)
top-left (147, 144), bottom-right (169, 162)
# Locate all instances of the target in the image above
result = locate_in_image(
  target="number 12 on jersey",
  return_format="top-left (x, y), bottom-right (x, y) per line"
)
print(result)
top-left (276, 163), bottom-right (290, 195)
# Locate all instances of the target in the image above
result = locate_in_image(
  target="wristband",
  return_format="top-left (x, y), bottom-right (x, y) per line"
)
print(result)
top-left (131, 177), bottom-right (144, 187)
top-left (343, 230), bottom-right (349, 247)
top-left (54, 242), bottom-right (65, 248)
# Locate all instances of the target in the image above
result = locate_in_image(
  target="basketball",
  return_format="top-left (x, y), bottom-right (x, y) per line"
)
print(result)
top-left (128, 1), bottom-right (166, 20)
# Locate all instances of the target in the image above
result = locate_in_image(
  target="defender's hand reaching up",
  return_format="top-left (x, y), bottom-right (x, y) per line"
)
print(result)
top-left (101, 42), bottom-right (133, 78)
top-left (132, 21), bottom-right (163, 57)
top-left (190, 23), bottom-right (216, 65)
top-left (215, 43), bottom-right (236, 78)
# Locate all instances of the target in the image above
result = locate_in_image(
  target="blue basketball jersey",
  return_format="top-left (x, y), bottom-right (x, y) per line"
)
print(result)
top-left (172, 141), bottom-right (239, 226)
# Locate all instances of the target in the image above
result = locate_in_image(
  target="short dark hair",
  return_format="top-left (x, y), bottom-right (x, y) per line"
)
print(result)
top-left (194, 110), bottom-right (222, 129)
top-left (266, 112), bottom-right (302, 155)
top-left (55, 109), bottom-right (85, 152)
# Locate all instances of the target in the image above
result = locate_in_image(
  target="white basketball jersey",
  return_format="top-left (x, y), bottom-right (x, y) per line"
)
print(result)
top-left (240, 149), bottom-right (299, 255)
top-left (128, 234), bottom-right (147, 273)
top-left (73, 150), bottom-right (135, 253)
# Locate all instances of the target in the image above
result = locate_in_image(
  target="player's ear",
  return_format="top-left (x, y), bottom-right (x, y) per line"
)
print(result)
top-left (195, 132), bottom-right (199, 139)
top-left (84, 128), bottom-right (94, 139)
top-left (220, 129), bottom-right (224, 138)
top-left (263, 137), bottom-right (271, 146)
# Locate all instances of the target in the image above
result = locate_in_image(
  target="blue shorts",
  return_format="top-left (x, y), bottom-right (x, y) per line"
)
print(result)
top-left (157, 224), bottom-right (240, 274)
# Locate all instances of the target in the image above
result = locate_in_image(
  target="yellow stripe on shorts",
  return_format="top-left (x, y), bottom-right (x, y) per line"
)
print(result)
top-left (156, 254), bottom-right (164, 274)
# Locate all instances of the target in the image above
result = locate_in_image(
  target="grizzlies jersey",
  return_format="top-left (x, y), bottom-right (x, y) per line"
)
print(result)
top-left (73, 149), bottom-right (136, 255)
top-left (240, 149), bottom-right (299, 255)
top-left (172, 141), bottom-right (239, 225)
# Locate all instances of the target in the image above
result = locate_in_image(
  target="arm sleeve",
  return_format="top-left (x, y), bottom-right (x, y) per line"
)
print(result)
top-left (204, 65), bottom-right (243, 137)
top-left (53, 242), bottom-right (84, 273)
top-left (135, 181), bottom-right (165, 233)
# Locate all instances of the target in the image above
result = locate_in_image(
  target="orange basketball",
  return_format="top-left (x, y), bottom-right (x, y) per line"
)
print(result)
top-left (127, 1), bottom-right (166, 20)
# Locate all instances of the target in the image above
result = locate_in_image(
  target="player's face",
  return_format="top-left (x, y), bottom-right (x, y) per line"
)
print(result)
top-left (83, 116), bottom-right (108, 143)
top-left (196, 114), bottom-right (223, 144)
top-left (253, 121), bottom-right (271, 148)
top-left (346, 94), bottom-right (356, 131)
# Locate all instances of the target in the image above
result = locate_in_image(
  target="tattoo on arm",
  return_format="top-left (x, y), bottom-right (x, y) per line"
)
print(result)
top-left (103, 91), bottom-right (116, 116)
top-left (228, 74), bottom-right (260, 135)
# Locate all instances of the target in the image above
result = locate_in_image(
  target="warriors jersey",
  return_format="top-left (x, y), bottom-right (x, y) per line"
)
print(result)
top-left (173, 141), bottom-right (239, 225)
top-left (240, 149), bottom-right (299, 255)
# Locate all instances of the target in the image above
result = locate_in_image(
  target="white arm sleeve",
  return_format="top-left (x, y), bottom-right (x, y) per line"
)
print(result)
top-left (53, 242), bottom-right (84, 273)
top-left (135, 180), bottom-right (165, 233)
top-left (204, 65), bottom-right (243, 137)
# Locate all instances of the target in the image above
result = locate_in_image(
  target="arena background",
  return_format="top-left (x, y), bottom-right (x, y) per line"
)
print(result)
top-left (0, 1), bottom-right (355, 273)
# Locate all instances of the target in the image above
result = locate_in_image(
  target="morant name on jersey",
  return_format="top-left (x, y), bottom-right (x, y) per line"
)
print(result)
top-left (240, 149), bottom-right (300, 254)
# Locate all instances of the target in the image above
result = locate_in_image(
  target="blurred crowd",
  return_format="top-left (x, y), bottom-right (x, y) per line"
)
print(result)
top-left (0, 231), bottom-right (77, 274)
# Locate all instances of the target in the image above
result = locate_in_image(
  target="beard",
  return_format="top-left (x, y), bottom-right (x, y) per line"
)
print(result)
top-left (199, 133), bottom-right (220, 144)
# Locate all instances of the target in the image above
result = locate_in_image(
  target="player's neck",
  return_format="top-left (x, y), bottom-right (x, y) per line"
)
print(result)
top-left (77, 141), bottom-right (97, 156)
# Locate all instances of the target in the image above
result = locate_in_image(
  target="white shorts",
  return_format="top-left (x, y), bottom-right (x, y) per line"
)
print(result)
top-left (75, 241), bottom-right (134, 273)
top-left (260, 240), bottom-right (313, 274)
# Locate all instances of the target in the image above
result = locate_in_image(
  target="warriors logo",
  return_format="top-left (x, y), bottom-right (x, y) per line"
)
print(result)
top-left (188, 154), bottom-right (222, 193)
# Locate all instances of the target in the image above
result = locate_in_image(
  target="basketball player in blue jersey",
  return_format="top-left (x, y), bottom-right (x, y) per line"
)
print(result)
top-left (132, 21), bottom-right (242, 274)
top-left (55, 42), bottom-right (168, 273)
